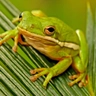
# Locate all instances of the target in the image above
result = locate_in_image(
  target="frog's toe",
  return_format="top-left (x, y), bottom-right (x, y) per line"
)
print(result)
top-left (30, 68), bottom-right (50, 81)
top-left (69, 74), bottom-right (79, 80)
top-left (30, 68), bottom-right (53, 88)
top-left (30, 68), bottom-right (49, 81)
top-left (68, 73), bottom-right (88, 87)
top-left (78, 75), bottom-right (88, 87)
top-left (78, 80), bottom-right (88, 87)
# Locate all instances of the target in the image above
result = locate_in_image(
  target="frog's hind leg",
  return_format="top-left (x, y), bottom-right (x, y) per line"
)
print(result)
top-left (30, 56), bottom-right (72, 88)
top-left (68, 56), bottom-right (88, 87)
top-left (68, 30), bottom-right (89, 87)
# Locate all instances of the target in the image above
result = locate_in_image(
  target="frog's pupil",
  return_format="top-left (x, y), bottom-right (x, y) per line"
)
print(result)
top-left (48, 27), bottom-right (54, 32)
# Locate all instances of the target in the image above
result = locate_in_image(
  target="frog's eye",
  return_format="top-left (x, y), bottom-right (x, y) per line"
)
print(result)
top-left (19, 13), bottom-right (23, 18)
top-left (44, 26), bottom-right (55, 36)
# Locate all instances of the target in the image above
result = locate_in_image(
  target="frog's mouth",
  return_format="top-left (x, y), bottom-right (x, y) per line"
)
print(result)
top-left (18, 27), bottom-right (79, 50)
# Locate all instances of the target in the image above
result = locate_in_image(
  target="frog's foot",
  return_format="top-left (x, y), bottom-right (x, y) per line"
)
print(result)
top-left (0, 30), bottom-right (28, 52)
top-left (30, 57), bottom-right (72, 88)
top-left (68, 72), bottom-right (88, 87)
top-left (30, 68), bottom-right (55, 88)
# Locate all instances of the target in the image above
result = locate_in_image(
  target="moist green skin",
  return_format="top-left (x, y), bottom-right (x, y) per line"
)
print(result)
top-left (0, 11), bottom-right (88, 89)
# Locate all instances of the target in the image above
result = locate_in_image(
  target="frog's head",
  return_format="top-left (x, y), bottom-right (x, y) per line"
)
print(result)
top-left (17, 11), bottom-right (80, 50)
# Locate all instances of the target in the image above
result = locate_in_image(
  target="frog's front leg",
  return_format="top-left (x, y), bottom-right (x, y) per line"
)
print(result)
top-left (0, 29), bottom-right (18, 51)
top-left (30, 56), bottom-right (72, 88)
top-left (0, 28), bottom-right (28, 52)
top-left (68, 30), bottom-right (88, 87)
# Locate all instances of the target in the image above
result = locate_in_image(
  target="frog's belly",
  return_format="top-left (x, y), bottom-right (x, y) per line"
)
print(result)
top-left (25, 36), bottom-right (79, 60)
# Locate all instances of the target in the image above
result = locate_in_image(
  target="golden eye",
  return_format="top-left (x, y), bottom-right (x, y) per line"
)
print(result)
top-left (44, 26), bottom-right (55, 36)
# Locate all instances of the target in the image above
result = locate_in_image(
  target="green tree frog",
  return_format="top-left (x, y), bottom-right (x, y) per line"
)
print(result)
top-left (0, 10), bottom-right (88, 88)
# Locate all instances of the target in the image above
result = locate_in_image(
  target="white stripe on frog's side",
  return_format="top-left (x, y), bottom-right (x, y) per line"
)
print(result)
top-left (18, 27), bottom-right (80, 50)
top-left (58, 42), bottom-right (80, 50)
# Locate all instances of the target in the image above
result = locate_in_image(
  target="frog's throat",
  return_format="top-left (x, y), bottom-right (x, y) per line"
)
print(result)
top-left (18, 27), bottom-right (80, 50)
